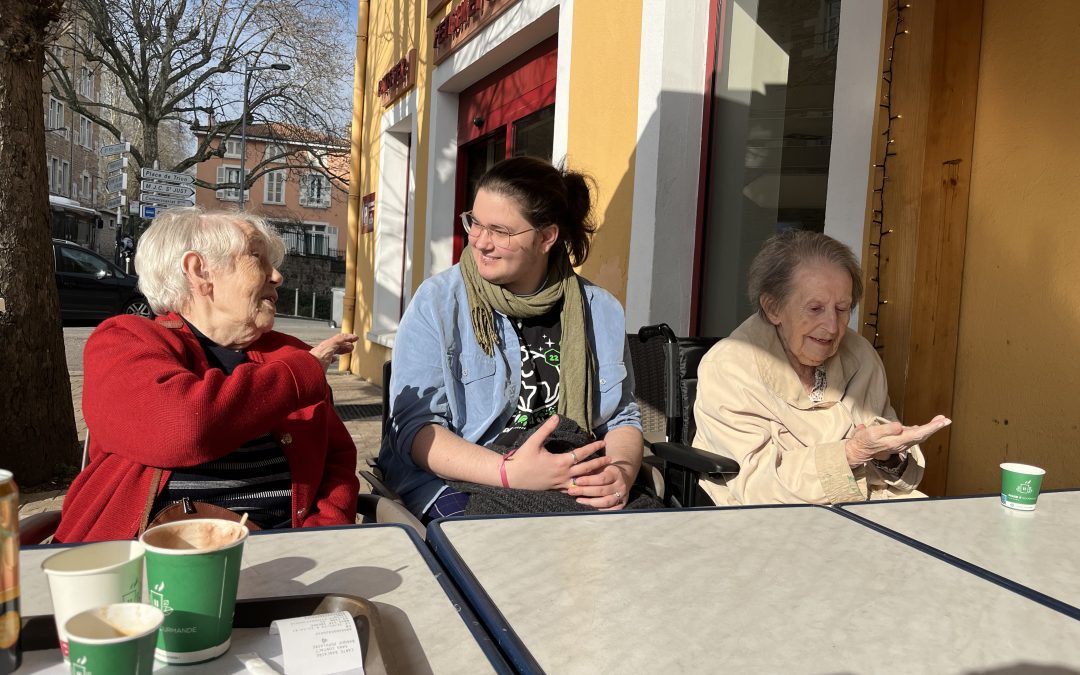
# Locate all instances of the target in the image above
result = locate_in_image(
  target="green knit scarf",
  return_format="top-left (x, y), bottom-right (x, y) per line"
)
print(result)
top-left (459, 245), bottom-right (595, 436)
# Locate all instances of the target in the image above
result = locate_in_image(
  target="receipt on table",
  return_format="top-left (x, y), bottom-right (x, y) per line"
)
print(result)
top-left (269, 610), bottom-right (364, 675)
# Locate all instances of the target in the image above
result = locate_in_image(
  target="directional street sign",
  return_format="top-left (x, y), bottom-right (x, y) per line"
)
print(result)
top-left (104, 194), bottom-right (127, 209)
top-left (99, 141), bottom-right (130, 158)
top-left (107, 157), bottom-right (128, 174)
top-left (106, 173), bottom-right (128, 193)
top-left (139, 180), bottom-right (194, 197)
top-left (141, 205), bottom-right (158, 219)
top-left (140, 168), bottom-right (194, 185)
top-left (140, 192), bottom-right (195, 207)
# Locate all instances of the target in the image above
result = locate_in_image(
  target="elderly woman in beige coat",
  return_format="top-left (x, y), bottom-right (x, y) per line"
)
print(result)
top-left (692, 231), bottom-right (950, 506)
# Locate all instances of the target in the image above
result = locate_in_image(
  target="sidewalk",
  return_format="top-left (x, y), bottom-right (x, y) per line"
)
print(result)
top-left (19, 370), bottom-right (383, 517)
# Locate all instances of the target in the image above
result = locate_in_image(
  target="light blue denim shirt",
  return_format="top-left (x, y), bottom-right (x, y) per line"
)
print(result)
top-left (377, 264), bottom-right (640, 516)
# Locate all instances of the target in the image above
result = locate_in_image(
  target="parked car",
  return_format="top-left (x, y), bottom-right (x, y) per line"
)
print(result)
top-left (53, 238), bottom-right (153, 322)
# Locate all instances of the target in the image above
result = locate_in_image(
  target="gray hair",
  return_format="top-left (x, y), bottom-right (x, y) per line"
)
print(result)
top-left (747, 230), bottom-right (864, 318)
top-left (134, 207), bottom-right (286, 315)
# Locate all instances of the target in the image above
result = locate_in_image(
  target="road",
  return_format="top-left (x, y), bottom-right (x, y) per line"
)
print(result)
top-left (63, 316), bottom-right (339, 371)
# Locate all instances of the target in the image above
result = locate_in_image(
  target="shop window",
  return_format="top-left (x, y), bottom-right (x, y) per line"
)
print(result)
top-left (697, 0), bottom-right (842, 335)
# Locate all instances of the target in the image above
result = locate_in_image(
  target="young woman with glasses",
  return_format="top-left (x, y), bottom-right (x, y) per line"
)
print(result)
top-left (376, 156), bottom-right (646, 521)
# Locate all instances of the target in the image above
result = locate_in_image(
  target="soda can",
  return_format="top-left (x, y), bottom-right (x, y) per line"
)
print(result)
top-left (0, 470), bottom-right (19, 674)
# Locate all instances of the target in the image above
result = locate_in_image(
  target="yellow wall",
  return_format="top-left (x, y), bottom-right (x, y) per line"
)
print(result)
top-left (948, 1), bottom-right (1080, 494)
top-left (348, 0), bottom-right (428, 383)
top-left (564, 0), bottom-right (642, 303)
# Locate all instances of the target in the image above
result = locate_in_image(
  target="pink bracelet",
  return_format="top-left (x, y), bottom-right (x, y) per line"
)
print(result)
top-left (499, 449), bottom-right (518, 488)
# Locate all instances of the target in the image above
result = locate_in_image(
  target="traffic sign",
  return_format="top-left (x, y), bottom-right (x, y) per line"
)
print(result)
top-left (106, 173), bottom-right (128, 193)
top-left (107, 156), bottom-right (128, 174)
top-left (140, 192), bottom-right (195, 207)
top-left (104, 194), bottom-right (127, 209)
top-left (99, 141), bottom-right (130, 158)
top-left (128, 201), bottom-right (140, 215)
top-left (140, 181), bottom-right (194, 197)
top-left (141, 205), bottom-right (158, 219)
top-left (140, 168), bottom-right (194, 185)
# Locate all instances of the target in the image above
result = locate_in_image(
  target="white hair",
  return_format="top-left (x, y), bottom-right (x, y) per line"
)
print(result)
top-left (134, 207), bottom-right (286, 315)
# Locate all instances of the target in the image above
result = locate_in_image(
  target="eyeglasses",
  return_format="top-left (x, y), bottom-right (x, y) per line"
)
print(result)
top-left (460, 211), bottom-right (539, 250)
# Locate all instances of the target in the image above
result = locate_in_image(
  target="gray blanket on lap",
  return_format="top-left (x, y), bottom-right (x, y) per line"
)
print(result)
top-left (448, 417), bottom-right (661, 515)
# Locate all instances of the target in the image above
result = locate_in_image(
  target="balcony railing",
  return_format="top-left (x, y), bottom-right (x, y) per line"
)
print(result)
top-left (284, 244), bottom-right (345, 261)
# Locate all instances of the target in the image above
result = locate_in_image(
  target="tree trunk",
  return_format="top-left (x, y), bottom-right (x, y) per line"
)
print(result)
top-left (0, 1), bottom-right (80, 485)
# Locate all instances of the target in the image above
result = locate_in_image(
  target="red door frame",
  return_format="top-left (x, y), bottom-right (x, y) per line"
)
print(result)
top-left (452, 36), bottom-right (558, 261)
top-left (690, 0), bottom-right (727, 335)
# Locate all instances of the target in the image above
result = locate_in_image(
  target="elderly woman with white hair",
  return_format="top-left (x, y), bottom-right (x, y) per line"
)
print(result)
top-left (692, 230), bottom-right (951, 506)
top-left (56, 208), bottom-right (360, 542)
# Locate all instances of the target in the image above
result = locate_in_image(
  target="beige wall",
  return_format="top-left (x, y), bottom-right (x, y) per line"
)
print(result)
top-left (948, 1), bottom-right (1080, 494)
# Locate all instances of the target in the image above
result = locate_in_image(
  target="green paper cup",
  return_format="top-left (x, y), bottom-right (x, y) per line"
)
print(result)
top-left (139, 519), bottom-right (248, 664)
top-left (65, 603), bottom-right (163, 675)
top-left (1000, 462), bottom-right (1046, 511)
top-left (41, 540), bottom-right (145, 662)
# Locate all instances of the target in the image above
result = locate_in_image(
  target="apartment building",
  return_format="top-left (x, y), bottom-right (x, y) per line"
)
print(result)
top-left (43, 17), bottom-right (107, 252)
top-left (192, 124), bottom-right (350, 260)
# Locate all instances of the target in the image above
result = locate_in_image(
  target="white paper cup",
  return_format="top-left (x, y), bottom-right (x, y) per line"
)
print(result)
top-left (41, 540), bottom-right (145, 661)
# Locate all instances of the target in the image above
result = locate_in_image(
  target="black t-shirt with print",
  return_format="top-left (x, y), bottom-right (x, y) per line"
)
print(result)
top-left (493, 304), bottom-right (562, 449)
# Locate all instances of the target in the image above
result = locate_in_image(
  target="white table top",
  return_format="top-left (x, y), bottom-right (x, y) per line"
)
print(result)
top-left (841, 491), bottom-right (1080, 611)
top-left (430, 506), bottom-right (1080, 674)
top-left (19, 524), bottom-right (503, 674)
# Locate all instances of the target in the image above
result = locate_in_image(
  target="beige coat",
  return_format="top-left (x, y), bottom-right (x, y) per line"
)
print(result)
top-left (691, 314), bottom-right (925, 506)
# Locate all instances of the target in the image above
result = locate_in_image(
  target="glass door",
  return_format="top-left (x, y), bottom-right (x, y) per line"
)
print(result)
top-left (453, 36), bottom-right (558, 262)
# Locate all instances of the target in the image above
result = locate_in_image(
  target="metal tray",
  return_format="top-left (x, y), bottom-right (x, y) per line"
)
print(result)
top-left (21, 594), bottom-right (397, 674)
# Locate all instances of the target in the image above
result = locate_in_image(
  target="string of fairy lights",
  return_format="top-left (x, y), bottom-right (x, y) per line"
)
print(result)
top-left (864, 0), bottom-right (909, 351)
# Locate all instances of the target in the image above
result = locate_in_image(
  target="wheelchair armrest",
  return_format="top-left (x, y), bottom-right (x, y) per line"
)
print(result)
top-left (356, 494), bottom-right (426, 540)
top-left (651, 441), bottom-right (739, 477)
top-left (359, 470), bottom-right (405, 504)
top-left (19, 512), bottom-right (62, 546)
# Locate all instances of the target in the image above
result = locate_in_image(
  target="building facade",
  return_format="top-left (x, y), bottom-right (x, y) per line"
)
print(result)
top-left (344, 0), bottom-right (1080, 496)
top-left (43, 17), bottom-right (108, 254)
top-left (192, 125), bottom-right (351, 259)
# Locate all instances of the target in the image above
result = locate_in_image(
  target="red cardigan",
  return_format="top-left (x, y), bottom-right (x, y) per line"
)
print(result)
top-left (55, 313), bottom-right (359, 542)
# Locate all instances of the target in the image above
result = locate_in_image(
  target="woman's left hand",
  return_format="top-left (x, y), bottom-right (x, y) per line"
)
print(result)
top-left (566, 461), bottom-right (633, 510)
top-left (310, 333), bottom-right (359, 370)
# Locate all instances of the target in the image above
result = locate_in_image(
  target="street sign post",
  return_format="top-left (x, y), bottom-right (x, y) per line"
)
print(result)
top-left (104, 194), bottom-right (127, 209)
top-left (139, 192), bottom-right (195, 207)
top-left (99, 141), bottom-right (131, 158)
top-left (105, 173), bottom-right (128, 193)
top-left (139, 181), bottom-right (194, 197)
top-left (107, 156), bottom-right (128, 174)
top-left (139, 168), bottom-right (194, 185)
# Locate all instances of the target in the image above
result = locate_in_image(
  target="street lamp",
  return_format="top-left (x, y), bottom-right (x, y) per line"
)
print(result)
top-left (238, 61), bottom-right (291, 210)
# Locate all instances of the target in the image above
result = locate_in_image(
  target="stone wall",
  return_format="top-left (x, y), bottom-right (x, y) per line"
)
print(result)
top-left (279, 253), bottom-right (345, 294)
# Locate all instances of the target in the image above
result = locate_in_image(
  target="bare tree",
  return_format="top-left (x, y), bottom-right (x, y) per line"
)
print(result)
top-left (46, 0), bottom-right (352, 194)
top-left (0, 0), bottom-right (81, 483)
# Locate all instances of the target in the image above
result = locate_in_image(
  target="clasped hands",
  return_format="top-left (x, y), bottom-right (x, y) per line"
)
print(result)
top-left (501, 415), bottom-right (630, 510)
top-left (845, 414), bottom-right (952, 467)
